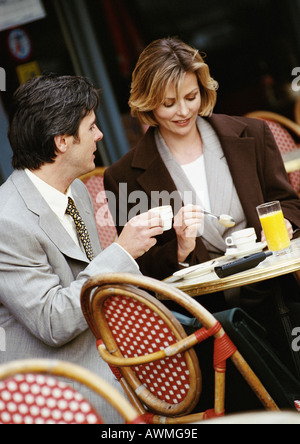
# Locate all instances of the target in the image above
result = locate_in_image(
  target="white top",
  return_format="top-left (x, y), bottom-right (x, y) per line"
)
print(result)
top-left (25, 169), bottom-right (81, 246)
top-left (181, 155), bottom-right (211, 212)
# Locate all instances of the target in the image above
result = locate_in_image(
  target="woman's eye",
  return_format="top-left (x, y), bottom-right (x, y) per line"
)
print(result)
top-left (164, 102), bottom-right (175, 108)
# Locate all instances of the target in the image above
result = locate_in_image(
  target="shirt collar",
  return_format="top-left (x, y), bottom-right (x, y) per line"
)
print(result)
top-left (25, 169), bottom-right (73, 221)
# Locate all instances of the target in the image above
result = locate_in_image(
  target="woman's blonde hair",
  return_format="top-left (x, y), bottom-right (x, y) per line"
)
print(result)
top-left (129, 37), bottom-right (219, 127)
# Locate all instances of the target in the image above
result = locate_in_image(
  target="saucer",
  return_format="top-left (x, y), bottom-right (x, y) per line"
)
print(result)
top-left (173, 259), bottom-right (219, 280)
top-left (225, 242), bottom-right (268, 259)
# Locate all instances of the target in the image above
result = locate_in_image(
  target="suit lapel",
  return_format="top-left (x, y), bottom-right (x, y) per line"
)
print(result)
top-left (201, 142), bottom-right (234, 249)
top-left (12, 170), bottom-right (90, 264)
top-left (137, 158), bottom-right (178, 207)
top-left (199, 117), bottom-right (234, 224)
top-left (133, 130), bottom-right (180, 208)
top-left (39, 212), bottom-right (89, 263)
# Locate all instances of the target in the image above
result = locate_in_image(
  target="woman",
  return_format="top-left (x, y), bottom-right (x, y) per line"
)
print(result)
top-left (104, 37), bottom-right (300, 285)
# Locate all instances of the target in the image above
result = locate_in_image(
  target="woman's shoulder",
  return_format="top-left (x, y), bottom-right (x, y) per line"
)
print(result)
top-left (207, 113), bottom-right (267, 138)
top-left (210, 113), bottom-right (266, 129)
top-left (211, 112), bottom-right (265, 125)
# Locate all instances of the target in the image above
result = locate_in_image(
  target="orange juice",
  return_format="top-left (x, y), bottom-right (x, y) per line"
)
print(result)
top-left (259, 210), bottom-right (291, 252)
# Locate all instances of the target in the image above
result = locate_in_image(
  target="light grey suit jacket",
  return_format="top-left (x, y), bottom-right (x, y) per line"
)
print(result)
top-left (0, 169), bottom-right (140, 423)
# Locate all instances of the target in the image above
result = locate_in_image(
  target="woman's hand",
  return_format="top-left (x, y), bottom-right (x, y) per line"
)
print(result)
top-left (173, 205), bottom-right (204, 263)
top-left (261, 218), bottom-right (294, 242)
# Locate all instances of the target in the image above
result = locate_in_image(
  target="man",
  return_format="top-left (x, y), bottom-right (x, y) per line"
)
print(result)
top-left (0, 74), bottom-right (163, 423)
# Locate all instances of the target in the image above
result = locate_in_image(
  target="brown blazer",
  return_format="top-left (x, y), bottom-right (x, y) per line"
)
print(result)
top-left (105, 114), bottom-right (300, 280)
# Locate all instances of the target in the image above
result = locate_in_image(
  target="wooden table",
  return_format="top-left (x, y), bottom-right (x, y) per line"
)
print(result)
top-left (164, 238), bottom-right (300, 298)
top-left (283, 149), bottom-right (300, 173)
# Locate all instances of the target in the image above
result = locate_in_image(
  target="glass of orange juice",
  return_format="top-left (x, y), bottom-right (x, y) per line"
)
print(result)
top-left (257, 201), bottom-right (291, 255)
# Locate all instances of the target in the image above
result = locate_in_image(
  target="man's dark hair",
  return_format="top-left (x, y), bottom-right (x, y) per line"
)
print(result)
top-left (8, 74), bottom-right (100, 170)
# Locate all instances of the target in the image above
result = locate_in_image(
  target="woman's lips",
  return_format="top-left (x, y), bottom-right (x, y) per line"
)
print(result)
top-left (173, 118), bottom-right (191, 127)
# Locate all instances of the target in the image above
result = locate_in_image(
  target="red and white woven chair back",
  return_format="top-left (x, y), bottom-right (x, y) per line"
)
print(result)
top-left (103, 295), bottom-right (193, 407)
top-left (264, 119), bottom-right (300, 193)
top-left (0, 374), bottom-right (102, 424)
top-left (83, 174), bottom-right (117, 250)
top-left (295, 400), bottom-right (300, 412)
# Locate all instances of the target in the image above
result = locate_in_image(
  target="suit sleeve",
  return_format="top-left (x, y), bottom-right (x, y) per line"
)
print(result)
top-left (0, 217), bottom-right (139, 348)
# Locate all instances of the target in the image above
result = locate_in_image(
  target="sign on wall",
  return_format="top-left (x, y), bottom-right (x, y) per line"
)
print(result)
top-left (8, 28), bottom-right (32, 60)
top-left (16, 60), bottom-right (41, 84)
top-left (0, 0), bottom-right (46, 32)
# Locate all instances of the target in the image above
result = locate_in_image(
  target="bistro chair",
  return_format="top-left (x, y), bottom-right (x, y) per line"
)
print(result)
top-left (80, 167), bottom-right (117, 250)
top-left (0, 359), bottom-right (142, 424)
top-left (81, 273), bottom-right (279, 424)
top-left (245, 111), bottom-right (300, 194)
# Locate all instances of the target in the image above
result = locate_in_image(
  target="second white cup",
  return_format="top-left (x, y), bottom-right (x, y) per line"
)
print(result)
top-left (150, 205), bottom-right (173, 231)
top-left (225, 228), bottom-right (257, 251)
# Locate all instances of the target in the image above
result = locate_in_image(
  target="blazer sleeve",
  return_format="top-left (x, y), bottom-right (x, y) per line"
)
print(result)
top-left (259, 121), bottom-right (300, 229)
top-left (0, 217), bottom-right (139, 348)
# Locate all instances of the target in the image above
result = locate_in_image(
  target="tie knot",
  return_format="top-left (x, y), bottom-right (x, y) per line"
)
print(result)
top-left (66, 197), bottom-right (76, 215)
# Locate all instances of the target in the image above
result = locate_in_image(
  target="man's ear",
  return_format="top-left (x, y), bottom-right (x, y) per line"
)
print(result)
top-left (54, 134), bottom-right (71, 154)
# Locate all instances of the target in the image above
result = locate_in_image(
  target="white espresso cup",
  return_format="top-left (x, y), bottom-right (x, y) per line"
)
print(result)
top-left (225, 228), bottom-right (257, 251)
top-left (149, 205), bottom-right (173, 231)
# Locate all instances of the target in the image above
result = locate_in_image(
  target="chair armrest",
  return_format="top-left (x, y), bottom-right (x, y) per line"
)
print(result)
top-left (97, 332), bottom-right (201, 367)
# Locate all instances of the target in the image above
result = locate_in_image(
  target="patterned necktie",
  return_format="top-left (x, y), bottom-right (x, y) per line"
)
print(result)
top-left (66, 197), bottom-right (95, 261)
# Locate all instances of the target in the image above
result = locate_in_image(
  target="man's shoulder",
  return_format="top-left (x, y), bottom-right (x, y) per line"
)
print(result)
top-left (72, 177), bottom-right (89, 194)
top-left (0, 180), bottom-right (36, 240)
top-left (71, 177), bottom-right (93, 202)
top-left (0, 173), bottom-right (21, 213)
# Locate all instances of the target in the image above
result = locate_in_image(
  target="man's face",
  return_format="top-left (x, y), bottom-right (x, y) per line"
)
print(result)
top-left (68, 111), bottom-right (103, 177)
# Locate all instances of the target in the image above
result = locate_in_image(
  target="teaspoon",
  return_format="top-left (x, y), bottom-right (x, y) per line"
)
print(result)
top-left (201, 210), bottom-right (236, 228)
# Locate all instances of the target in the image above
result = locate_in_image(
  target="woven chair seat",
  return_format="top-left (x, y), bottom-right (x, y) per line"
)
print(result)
top-left (103, 295), bottom-right (191, 405)
top-left (0, 359), bottom-right (144, 425)
top-left (0, 374), bottom-right (102, 425)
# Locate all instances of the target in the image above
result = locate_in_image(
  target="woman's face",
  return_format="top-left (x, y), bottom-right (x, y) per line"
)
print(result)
top-left (153, 72), bottom-right (201, 138)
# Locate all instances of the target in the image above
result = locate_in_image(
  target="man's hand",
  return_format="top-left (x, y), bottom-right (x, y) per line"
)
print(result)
top-left (117, 211), bottom-right (164, 259)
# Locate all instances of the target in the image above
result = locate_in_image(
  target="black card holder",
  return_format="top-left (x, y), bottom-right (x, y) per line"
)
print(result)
top-left (214, 252), bottom-right (273, 278)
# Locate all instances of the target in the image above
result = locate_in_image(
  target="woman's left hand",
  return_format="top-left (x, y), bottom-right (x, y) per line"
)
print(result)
top-left (173, 205), bottom-right (204, 263)
top-left (261, 218), bottom-right (294, 242)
